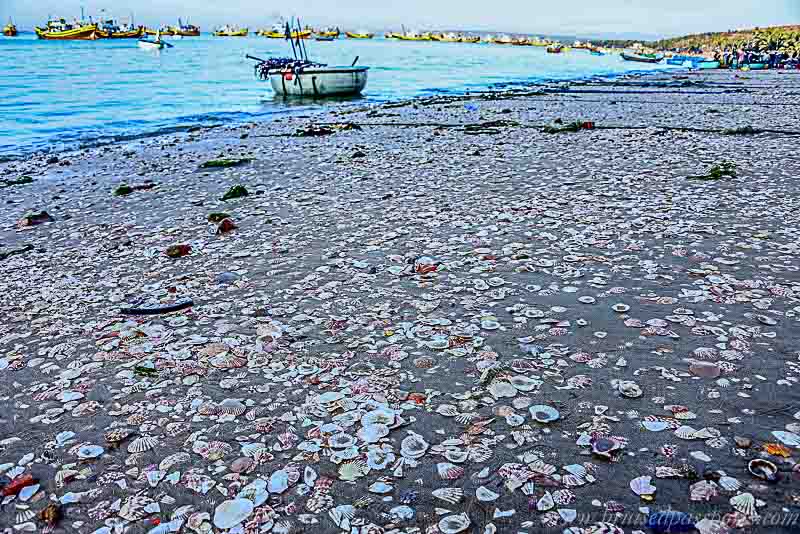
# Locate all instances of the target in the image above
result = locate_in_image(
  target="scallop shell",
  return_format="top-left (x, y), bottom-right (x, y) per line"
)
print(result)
top-left (562, 474), bottom-right (585, 487)
top-left (358, 424), bottom-right (389, 444)
top-left (718, 476), bottom-right (742, 492)
top-left (338, 460), bottom-right (369, 482)
top-left (521, 481), bottom-right (536, 496)
top-left (432, 487), bottom-right (464, 505)
top-left (488, 381), bottom-right (517, 399)
top-left (529, 459), bottom-right (557, 476)
top-left (617, 380), bottom-right (642, 398)
top-left (209, 353), bottom-right (247, 369)
top-left (368, 481), bottom-right (394, 494)
top-left (414, 357), bottom-right (435, 369)
top-left (213, 499), bottom-right (254, 530)
top-left (76, 445), bottom-right (104, 459)
top-left (444, 449), bottom-right (469, 463)
top-left (476, 486), bottom-right (499, 502)
top-left (729, 492), bottom-right (757, 517)
top-left (438, 513), bottom-right (471, 534)
top-left (217, 399), bottom-right (247, 417)
top-left (612, 303), bottom-right (630, 313)
top-left (437, 463), bottom-right (464, 480)
top-left (690, 480), bottom-right (719, 502)
top-left (537, 491), bottom-right (555, 511)
top-left (509, 375), bottom-right (541, 392)
top-left (529, 405), bottom-right (560, 423)
top-left (400, 432), bottom-right (429, 459)
top-left (15, 507), bottom-right (36, 524)
top-left (552, 489), bottom-right (576, 505)
top-left (674, 426), bottom-right (699, 440)
top-left (329, 433), bottom-right (357, 449)
top-left (159, 452), bottom-right (191, 471)
top-left (127, 435), bottom-right (158, 454)
top-left (436, 404), bottom-right (460, 417)
top-left (629, 476), bottom-right (656, 497)
top-left (328, 505), bottom-right (356, 531)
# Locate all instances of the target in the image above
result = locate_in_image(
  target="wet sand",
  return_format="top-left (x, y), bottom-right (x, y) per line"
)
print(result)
top-left (1, 69), bottom-right (800, 534)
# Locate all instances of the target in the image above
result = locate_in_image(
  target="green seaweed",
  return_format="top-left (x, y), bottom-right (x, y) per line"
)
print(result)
top-left (688, 161), bottom-right (737, 181)
top-left (722, 125), bottom-right (759, 136)
top-left (114, 184), bottom-right (134, 196)
top-left (207, 212), bottom-right (231, 223)
top-left (221, 185), bottom-right (249, 201)
top-left (200, 158), bottom-right (252, 169)
top-left (543, 120), bottom-right (587, 134)
top-left (0, 176), bottom-right (33, 188)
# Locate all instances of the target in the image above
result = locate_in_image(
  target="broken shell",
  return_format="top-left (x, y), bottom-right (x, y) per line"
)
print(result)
top-left (213, 499), bottom-right (254, 530)
top-left (438, 513), bottom-right (471, 534)
top-left (629, 476), bottom-right (656, 498)
top-left (529, 405), bottom-right (560, 423)
top-left (748, 459), bottom-right (779, 483)
top-left (476, 486), bottom-right (500, 502)
top-left (432, 487), bottom-right (464, 505)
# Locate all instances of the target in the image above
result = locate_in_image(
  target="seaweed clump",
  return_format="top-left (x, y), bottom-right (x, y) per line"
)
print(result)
top-left (688, 161), bottom-right (737, 181)
top-left (200, 158), bottom-right (252, 169)
top-left (221, 185), bottom-right (249, 201)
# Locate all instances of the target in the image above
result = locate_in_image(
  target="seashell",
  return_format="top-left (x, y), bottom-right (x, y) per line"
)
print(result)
top-left (76, 445), bottom-right (104, 459)
top-left (642, 420), bottom-right (669, 432)
top-left (432, 487), bottom-right (463, 505)
top-left (268, 469), bottom-right (291, 493)
top-left (578, 296), bottom-right (596, 304)
top-left (400, 432), bottom-right (429, 459)
top-left (358, 424), bottom-right (389, 444)
top-left (718, 476), bottom-right (742, 492)
top-left (475, 486), bottom-right (499, 502)
top-left (772, 430), bottom-right (800, 447)
top-left (438, 513), bottom-right (471, 534)
top-left (427, 336), bottom-right (450, 350)
top-left (209, 353), bottom-right (247, 369)
top-left (529, 460), bottom-right (557, 476)
top-left (674, 426), bottom-right (699, 440)
top-left (127, 435), bottom-right (158, 454)
top-left (159, 452), bottom-right (190, 471)
top-left (612, 303), bottom-right (630, 313)
top-left (16, 507), bottom-right (36, 524)
top-left (217, 399), bottom-right (247, 417)
top-left (521, 481), bottom-right (536, 496)
top-left (537, 491), bottom-right (555, 511)
top-left (591, 437), bottom-right (622, 459)
top-left (629, 476), bottom-right (656, 498)
top-left (444, 449), bottom-right (469, 464)
top-left (368, 481), bottom-right (394, 494)
top-left (748, 459), bottom-right (778, 483)
top-left (506, 414), bottom-right (525, 427)
top-left (529, 405), bottom-right (560, 423)
top-left (436, 404), bottom-right (459, 417)
top-left (552, 489), bottom-right (576, 505)
top-left (413, 357), bottom-right (435, 369)
top-left (328, 505), bottom-right (356, 531)
top-left (509, 375), bottom-right (540, 392)
top-left (437, 463), bottom-right (464, 480)
top-left (562, 474), bottom-right (585, 487)
top-left (729, 492), bottom-right (757, 518)
top-left (488, 381), bottom-right (517, 399)
top-left (690, 480), bottom-right (719, 502)
top-left (338, 460), bottom-right (369, 482)
top-left (329, 433), bottom-right (357, 449)
top-left (616, 380), bottom-right (642, 398)
top-left (213, 499), bottom-right (254, 530)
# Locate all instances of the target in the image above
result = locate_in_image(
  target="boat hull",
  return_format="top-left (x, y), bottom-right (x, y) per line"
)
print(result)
top-left (35, 24), bottom-right (99, 40)
top-left (3, 26), bottom-right (17, 37)
top-left (138, 39), bottom-right (167, 49)
top-left (621, 52), bottom-right (664, 63)
top-left (345, 32), bottom-right (374, 39)
top-left (214, 30), bottom-right (248, 37)
top-left (97, 28), bottom-right (144, 38)
top-left (697, 61), bottom-right (720, 70)
top-left (269, 67), bottom-right (368, 97)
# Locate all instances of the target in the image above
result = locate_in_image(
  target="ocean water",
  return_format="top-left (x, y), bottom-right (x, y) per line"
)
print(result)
top-left (0, 34), bottom-right (673, 158)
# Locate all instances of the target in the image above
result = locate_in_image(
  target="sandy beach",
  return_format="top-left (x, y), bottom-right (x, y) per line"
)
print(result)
top-left (2, 68), bottom-right (800, 534)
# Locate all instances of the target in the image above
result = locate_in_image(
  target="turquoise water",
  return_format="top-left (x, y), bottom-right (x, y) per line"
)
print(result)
top-left (0, 34), bottom-right (673, 158)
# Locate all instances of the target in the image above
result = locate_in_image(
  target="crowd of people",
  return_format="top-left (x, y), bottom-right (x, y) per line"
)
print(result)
top-left (714, 46), bottom-right (799, 69)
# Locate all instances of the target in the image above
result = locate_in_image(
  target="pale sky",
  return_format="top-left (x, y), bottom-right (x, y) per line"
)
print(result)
top-left (3, 0), bottom-right (799, 38)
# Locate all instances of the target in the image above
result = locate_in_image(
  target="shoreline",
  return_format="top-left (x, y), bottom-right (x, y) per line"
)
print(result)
top-left (1, 68), bottom-right (800, 533)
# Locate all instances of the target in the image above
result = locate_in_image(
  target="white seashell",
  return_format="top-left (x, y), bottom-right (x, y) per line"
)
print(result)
top-left (521, 481), bottom-right (536, 496)
top-left (357, 424), bottom-right (389, 444)
top-left (437, 463), bottom-right (464, 480)
top-left (213, 499), bottom-right (254, 530)
top-left (578, 296), bottom-right (596, 304)
top-left (772, 430), bottom-right (800, 447)
top-left (160, 452), bottom-right (191, 471)
top-left (432, 487), bottom-right (464, 505)
top-left (476, 486), bottom-right (500, 502)
top-left (304, 466), bottom-right (317, 487)
top-left (617, 380), bottom-right (642, 398)
top-left (127, 436), bottom-right (158, 454)
top-left (729, 492), bottom-right (757, 518)
top-left (612, 303), bottom-right (630, 313)
top-left (237, 479), bottom-right (269, 507)
top-left (438, 513), bottom-right (471, 534)
top-left (488, 381), bottom-right (517, 399)
top-left (338, 460), bottom-right (369, 482)
top-left (629, 476), bottom-right (656, 497)
top-left (642, 420), bottom-right (669, 432)
top-left (436, 404), bottom-right (460, 417)
top-left (509, 375), bottom-right (541, 392)
top-left (328, 505), bottom-right (356, 531)
top-left (329, 433), bottom-right (357, 449)
top-left (718, 476), bottom-right (742, 492)
top-left (368, 481), bottom-right (394, 494)
top-left (505, 414), bottom-right (525, 427)
top-left (674, 426), bottom-right (699, 440)
top-left (537, 491), bottom-right (555, 511)
top-left (400, 432), bottom-right (429, 459)
top-left (444, 450), bottom-right (469, 463)
top-left (15, 507), bottom-right (36, 524)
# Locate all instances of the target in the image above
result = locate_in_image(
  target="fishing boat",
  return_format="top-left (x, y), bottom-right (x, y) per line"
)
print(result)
top-left (744, 63), bottom-right (767, 70)
top-left (385, 32), bottom-right (403, 39)
top-left (316, 27), bottom-right (340, 38)
top-left (395, 30), bottom-right (432, 41)
top-left (315, 36), bottom-right (335, 42)
top-left (146, 26), bottom-right (174, 36)
top-left (461, 36), bottom-right (481, 44)
top-left (489, 34), bottom-right (514, 45)
top-left (431, 32), bottom-right (462, 43)
top-left (214, 25), bottom-right (249, 37)
top-left (546, 45), bottom-right (564, 54)
top-left (3, 19), bottom-right (18, 36)
top-left (173, 19), bottom-right (200, 36)
top-left (590, 49), bottom-right (605, 56)
top-left (345, 31), bottom-right (374, 39)
top-left (35, 19), bottom-right (99, 40)
top-left (572, 40), bottom-right (593, 50)
top-left (138, 31), bottom-right (173, 50)
top-left (621, 51), bottom-right (664, 63)
top-left (696, 60), bottom-right (720, 69)
top-left (96, 19), bottom-right (144, 38)
top-left (260, 23), bottom-right (310, 39)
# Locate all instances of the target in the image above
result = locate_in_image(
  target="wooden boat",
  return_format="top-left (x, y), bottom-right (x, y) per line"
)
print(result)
top-left (3, 19), bottom-right (17, 36)
top-left (620, 51), bottom-right (664, 63)
top-left (214, 26), bottom-right (248, 37)
top-left (316, 36), bottom-right (335, 42)
top-left (385, 32), bottom-right (403, 39)
top-left (146, 27), bottom-right (174, 36)
top-left (345, 31), bottom-right (374, 39)
top-left (546, 45), bottom-right (564, 54)
top-left (96, 21), bottom-right (144, 39)
top-left (590, 49), bottom-right (605, 56)
top-left (696, 60), bottom-right (720, 69)
top-left (261, 28), bottom-right (311, 39)
top-left (431, 32), bottom-right (462, 43)
top-left (462, 36), bottom-right (480, 44)
top-left (138, 31), bottom-right (173, 49)
top-left (745, 63), bottom-right (767, 70)
top-left (395, 31), bottom-right (431, 41)
top-left (35, 20), bottom-right (99, 40)
top-left (316, 28), bottom-right (340, 38)
top-left (269, 66), bottom-right (369, 97)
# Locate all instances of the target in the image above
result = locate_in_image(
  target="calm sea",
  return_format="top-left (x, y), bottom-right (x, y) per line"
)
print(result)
top-left (0, 34), bottom-right (673, 158)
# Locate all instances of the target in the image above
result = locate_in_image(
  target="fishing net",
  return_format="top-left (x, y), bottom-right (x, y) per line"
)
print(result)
top-left (254, 58), bottom-right (319, 80)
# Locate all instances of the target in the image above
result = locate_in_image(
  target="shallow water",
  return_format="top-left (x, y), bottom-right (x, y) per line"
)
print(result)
top-left (0, 34), bottom-right (674, 157)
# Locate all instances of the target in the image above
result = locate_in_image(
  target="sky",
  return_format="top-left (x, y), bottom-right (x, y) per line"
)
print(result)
top-left (3, 0), bottom-right (799, 38)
